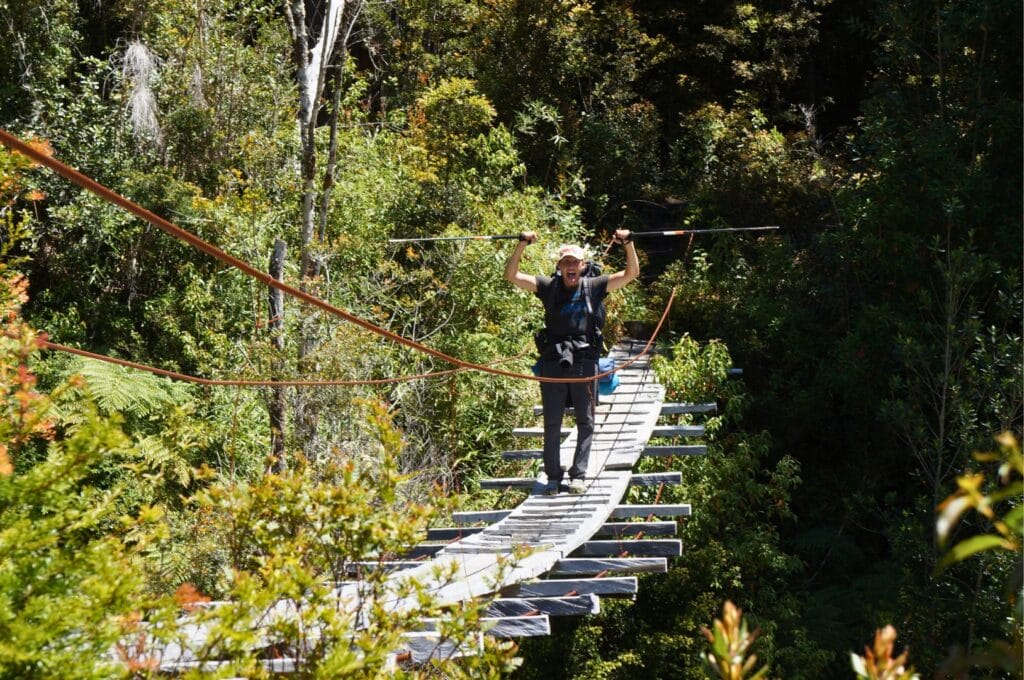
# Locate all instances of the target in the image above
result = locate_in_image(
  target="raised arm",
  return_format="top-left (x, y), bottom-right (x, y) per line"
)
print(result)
top-left (504, 231), bottom-right (539, 293)
top-left (606, 229), bottom-right (639, 292)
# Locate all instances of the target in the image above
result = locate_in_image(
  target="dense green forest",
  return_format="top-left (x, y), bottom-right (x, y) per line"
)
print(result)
top-left (0, 0), bottom-right (1020, 677)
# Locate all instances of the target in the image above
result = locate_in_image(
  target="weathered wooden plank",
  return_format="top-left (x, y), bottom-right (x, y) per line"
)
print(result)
top-left (572, 539), bottom-right (682, 557)
top-left (513, 504), bottom-right (602, 515)
top-left (521, 495), bottom-right (606, 506)
top-left (486, 615), bottom-right (551, 638)
top-left (512, 427), bottom-right (569, 438)
top-left (413, 614), bottom-right (552, 639)
top-left (479, 473), bottom-right (678, 489)
top-left (345, 560), bottom-right (423, 574)
top-left (603, 458), bottom-right (643, 471)
top-left (462, 533), bottom-right (566, 545)
top-left (502, 577), bottom-right (638, 598)
top-left (593, 428), bottom-right (642, 436)
top-left (650, 424), bottom-right (705, 438)
top-left (516, 510), bottom-right (598, 520)
top-left (535, 404), bottom-right (658, 416)
top-left (398, 631), bottom-right (482, 664)
top-left (603, 394), bottom-right (657, 403)
top-left (610, 504), bottom-right (692, 519)
top-left (490, 533), bottom-right (573, 544)
top-left (628, 472), bottom-right (682, 486)
top-left (643, 445), bottom-right (706, 457)
top-left (617, 375), bottom-right (657, 384)
top-left (426, 527), bottom-right (484, 541)
top-left (405, 544), bottom-right (445, 559)
top-left (593, 426), bottom-right (640, 435)
top-left (486, 594), bottom-right (599, 617)
top-left (595, 417), bottom-right (647, 427)
top-left (602, 393), bottom-right (650, 403)
top-left (532, 406), bottom-right (615, 417)
top-left (417, 615), bottom-right (551, 638)
top-left (478, 477), bottom-right (538, 489)
top-left (549, 558), bottom-right (668, 576)
top-left (485, 528), bottom-right (572, 540)
top-left (499, 519), bottom-right (577, 528)
top-left (594, 521), bottom-right (678, 538)
top-left (660, 402), bottom-right (717, 414)
top-left (161, 659), bottom-right (301, 674)
top-left (501, 449), bottom-right (543, 460)
top-left (452, 510), bottom-right (511, 525)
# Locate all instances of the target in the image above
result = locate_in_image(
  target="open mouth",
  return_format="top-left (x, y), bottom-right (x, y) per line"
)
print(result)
top-left (565, 271), bottom-right (579, 285)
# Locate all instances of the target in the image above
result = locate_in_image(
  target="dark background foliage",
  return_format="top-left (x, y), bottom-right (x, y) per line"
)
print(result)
top-left (0, 0), bottom-right (1019, 676)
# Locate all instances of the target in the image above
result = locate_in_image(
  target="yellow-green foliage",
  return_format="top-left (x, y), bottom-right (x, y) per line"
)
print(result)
top-left (0, 272), bottom-right (165, 679)
top-left (0, 275), bottom-right (520, 677)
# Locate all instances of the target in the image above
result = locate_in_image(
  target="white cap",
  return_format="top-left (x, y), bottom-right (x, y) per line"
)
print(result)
top-left (556, 244), bottom-right (586, 261)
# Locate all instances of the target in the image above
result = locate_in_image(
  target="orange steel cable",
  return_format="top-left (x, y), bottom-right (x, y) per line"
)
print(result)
top-left (32, 283), bottom-right (674, 389)
top-left (0, 129), bottom-right (672, 384)
top-left (34, 337), bottom-right (526, 387)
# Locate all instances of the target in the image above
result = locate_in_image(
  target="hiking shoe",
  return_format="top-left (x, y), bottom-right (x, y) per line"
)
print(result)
top-left (568, 479), bottom-right (586, 495)
top-left (543, 482), bottom-right (560, 496)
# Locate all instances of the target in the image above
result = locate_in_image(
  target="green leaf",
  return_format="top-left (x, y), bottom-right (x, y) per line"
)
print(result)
top-left (935, 534), bottom-right (1009, 574)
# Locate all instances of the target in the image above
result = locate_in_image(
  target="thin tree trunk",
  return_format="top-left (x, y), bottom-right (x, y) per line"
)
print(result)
top-left (284, 0), bottom-right (348, 460)
top-left (268, 238), bottom-right (287, 471)
top-left (316, 3), bottom-right (365, 261)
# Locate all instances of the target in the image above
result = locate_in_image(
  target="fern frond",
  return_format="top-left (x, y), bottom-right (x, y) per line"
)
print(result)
top-left (70, 357), bottom-right (193, 419)
top-left (135, 434), bottom-right (193, 487)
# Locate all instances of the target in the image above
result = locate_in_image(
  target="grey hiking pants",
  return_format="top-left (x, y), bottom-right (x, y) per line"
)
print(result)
top-left (538, 353), bottom-right (597, 484)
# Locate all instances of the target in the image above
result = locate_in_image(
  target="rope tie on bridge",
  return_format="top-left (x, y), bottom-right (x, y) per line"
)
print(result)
top-left (0, 129), bottom-right (673, 385)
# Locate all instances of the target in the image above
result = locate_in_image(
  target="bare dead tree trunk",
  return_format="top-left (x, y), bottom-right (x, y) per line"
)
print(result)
top-left (284, 0), bottom-right (349, 283)
top-left (283, 0), bottom-right (348, 460)
top-left (268, 238), bottom-right (287, 471)
top-left (316, 8), bottom-right (364, 259)
top-left (282, 0), bottom-right (369, 461)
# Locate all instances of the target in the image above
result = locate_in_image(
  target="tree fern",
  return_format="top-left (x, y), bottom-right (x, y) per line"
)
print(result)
top-left (54, 357), bottom-right (193, 422)
top-left (134, 434), bottom-right (193, 487)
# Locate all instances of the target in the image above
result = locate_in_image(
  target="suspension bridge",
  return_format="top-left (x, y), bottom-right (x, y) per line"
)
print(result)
top-left (149, 339), bottom-right (712, 671)
top-left (0, 130), bottom-right (711, 671)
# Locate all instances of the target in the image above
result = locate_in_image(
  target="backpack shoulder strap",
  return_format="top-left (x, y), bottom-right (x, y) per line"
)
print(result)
top-left (582, 276), bottom-right (594, 317)
top-left (582, 277), bottom-right (596, 344)
top-left (544, 276), bottom-right (560, 313)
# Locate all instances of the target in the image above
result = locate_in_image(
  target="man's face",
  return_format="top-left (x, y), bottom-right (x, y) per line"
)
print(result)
top-left (559, 257), bottom-right (584, 288)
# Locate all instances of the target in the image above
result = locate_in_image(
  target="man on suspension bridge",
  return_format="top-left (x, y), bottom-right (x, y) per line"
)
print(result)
top-left (504, 229), bottom-right (639, 495)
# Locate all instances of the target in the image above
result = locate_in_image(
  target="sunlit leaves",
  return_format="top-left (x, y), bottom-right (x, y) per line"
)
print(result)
top-left (850, 626), bottom-right (919, 680)
top-left (0, 280), bottom-right (174, 678)
top-left (701, 600), bottom-right (769, 680)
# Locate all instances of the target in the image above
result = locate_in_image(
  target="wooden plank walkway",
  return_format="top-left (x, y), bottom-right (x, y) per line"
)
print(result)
top-left (158, 340), bottom-right (701, 670)
top-left (358, 341), bottom-right (670, 611)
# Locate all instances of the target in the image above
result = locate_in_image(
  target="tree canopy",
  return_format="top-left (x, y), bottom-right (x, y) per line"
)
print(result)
top-left (0, 0), bottom-right (1020, 676)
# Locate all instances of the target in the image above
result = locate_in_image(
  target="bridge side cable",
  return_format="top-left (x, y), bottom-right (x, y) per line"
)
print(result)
top-left (0, 129), bottom-right (672, 384)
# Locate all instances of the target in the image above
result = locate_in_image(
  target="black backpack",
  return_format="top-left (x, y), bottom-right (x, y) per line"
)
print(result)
top-left (544, 260), bottom-right (605, 352)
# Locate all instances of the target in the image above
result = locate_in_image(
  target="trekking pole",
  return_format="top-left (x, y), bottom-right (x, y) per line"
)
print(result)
top-left (628, 225), bottom-right (780, 238)
top-left (602, 225), bottom-right (779, 254)
top-left (388, 234), bottom-right (523, 244)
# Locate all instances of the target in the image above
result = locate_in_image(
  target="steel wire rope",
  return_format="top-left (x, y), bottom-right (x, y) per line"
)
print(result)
top-left (28, 288), bottom-right (675, 389)
top-left (12, 296), bottom-right (675, 388)
top-left (28, 337), bottom-right (530, 387)
top-left (0, 129), bottom-right (671, 384)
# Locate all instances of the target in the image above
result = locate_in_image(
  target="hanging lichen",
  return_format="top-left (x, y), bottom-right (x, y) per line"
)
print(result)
top-left (118, 40), bottom-right (163, 147)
